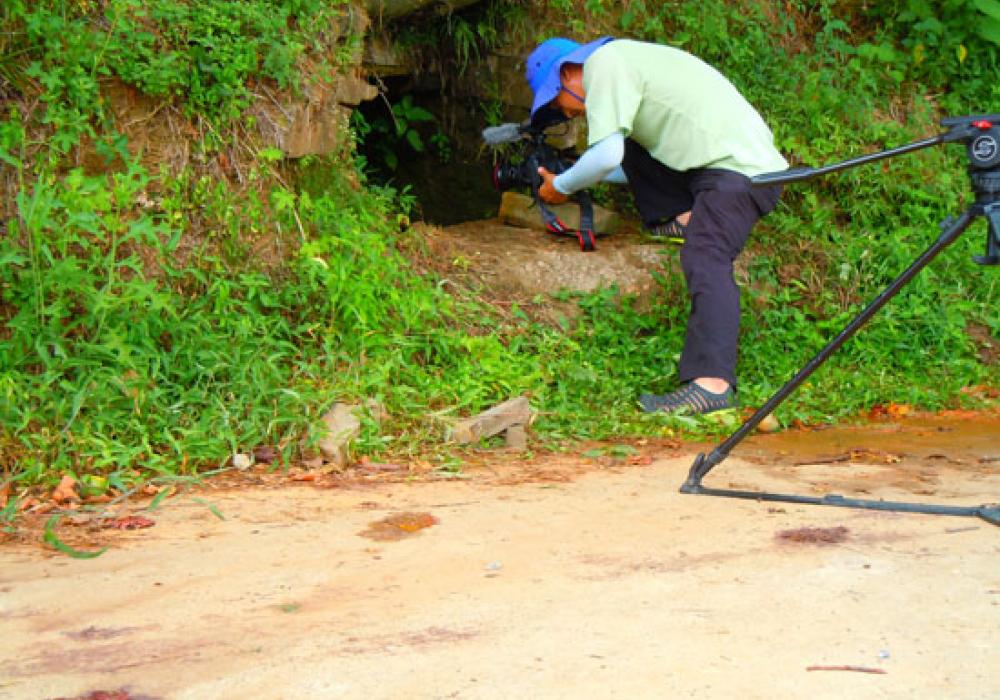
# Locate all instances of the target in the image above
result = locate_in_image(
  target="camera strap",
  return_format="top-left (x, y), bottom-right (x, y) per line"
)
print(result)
top-left (534, 191), bottom-right (597, 252)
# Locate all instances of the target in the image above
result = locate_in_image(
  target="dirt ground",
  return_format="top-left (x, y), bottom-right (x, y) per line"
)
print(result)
top-left (413, 216), bottom-right (677, 324)
top-left (1, 412), bottom-right (998, 700)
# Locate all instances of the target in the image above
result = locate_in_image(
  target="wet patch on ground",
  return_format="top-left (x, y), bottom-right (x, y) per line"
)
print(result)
top-left (737, 410), bottom-right (1000, 497)
top-left (741, 411), bottom-right (998, 468)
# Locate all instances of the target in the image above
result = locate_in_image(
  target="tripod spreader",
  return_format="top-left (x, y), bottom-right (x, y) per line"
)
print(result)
top-left (681, 114), bottom-right (1000, 526)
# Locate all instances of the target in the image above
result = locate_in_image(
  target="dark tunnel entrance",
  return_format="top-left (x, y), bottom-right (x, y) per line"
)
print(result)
top-left (352, 75), bottom-right (512, 226)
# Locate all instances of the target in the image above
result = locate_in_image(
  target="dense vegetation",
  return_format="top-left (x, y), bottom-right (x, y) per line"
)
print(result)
top-left (1, 0), bottom-right (998, 515)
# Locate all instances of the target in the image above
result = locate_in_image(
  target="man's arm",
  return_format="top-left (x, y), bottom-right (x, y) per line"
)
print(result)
top-left (537, 131), bottom-right (626, 203)
top-left (553, 131), bottom-right (626, 193)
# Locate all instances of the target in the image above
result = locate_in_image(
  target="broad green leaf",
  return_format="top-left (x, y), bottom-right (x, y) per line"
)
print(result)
top-left (258, 147), bottom-right (285, 163)
top-left (405, 106), bottom-right (434, 122)
top-left (973, 0), bottom-right (1000, 21)
top-left (406, 130), bottom-right (424, 152)
top-left (976, 17), bottom-right (1000, 45)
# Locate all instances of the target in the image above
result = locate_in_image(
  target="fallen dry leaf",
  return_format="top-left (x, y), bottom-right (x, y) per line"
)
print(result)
top-left (848, 448), bottom-right (902, 464)
top-left (83, 493), bottom-right (113, 504)
top-left (102, 515), bottom-right (155, 530)
top-left (17, 496), bottom-right (40, 512)
top-left (52, 475), bottom-right (81, 504)
top-left (868, 402), bottom-right (912, 420)
top-left (626, 455), bottom-right (654, 466)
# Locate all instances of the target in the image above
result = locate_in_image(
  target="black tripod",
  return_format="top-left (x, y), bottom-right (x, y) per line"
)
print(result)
top-left (680, 114), bottom-right (1000, 526)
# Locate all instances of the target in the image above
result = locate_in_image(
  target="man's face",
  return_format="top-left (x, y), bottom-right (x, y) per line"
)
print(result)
top-left (551, 64), bottom-right (586, 119)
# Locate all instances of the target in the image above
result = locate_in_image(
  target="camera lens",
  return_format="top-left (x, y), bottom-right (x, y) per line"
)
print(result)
top-left (492, 161), bottom-right (525, 191)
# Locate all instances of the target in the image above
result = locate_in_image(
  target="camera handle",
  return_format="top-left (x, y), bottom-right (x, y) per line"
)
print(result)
top-left (679, 114), bottom-right (1000, 526)
top-left (524, 130), bottom-right (598, 252)
top-left (532, 188), bottom-right (597, 252)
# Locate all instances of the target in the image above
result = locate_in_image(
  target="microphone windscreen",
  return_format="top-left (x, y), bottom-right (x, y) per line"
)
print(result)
top-left (481, 123), bottom-right (522, 146)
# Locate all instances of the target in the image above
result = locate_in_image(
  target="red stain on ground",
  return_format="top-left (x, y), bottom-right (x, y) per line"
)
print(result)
top-left (359, 512), bottom-right (439, 541)
top-left (63, 626), bottom-right (140, 641)
top-left (776, 526), bottom-right (850, 545)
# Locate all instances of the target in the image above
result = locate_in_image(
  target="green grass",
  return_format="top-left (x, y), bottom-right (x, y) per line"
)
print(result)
top-left (1, 0), bottom-right (997, 514)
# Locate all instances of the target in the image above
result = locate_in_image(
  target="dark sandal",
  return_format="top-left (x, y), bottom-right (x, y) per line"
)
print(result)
top-left (647, 218), bottom-right (687, 244)
top-left (639, 382), bottom-right (735, 415)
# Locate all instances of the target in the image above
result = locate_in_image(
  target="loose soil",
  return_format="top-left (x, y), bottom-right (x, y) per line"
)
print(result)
top-left (1, 411), bottom-right (998, 699)
top-left (413, 217), bottom-right (678, 324)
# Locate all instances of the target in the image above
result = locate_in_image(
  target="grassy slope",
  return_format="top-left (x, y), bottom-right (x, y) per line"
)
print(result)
top-left (0, 0), bottom-right (997, 509)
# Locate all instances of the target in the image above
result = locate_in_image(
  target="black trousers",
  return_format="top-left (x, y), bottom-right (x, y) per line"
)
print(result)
top-left (621, 139), bottom-right (782, 386)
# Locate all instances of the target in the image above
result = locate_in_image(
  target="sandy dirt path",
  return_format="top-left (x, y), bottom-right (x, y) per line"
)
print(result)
top-left (1, 418), bottom-right (998, 699)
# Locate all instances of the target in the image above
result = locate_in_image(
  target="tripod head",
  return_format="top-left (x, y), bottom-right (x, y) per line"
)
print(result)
top-left (752, 114), bottom-right (1000, 264)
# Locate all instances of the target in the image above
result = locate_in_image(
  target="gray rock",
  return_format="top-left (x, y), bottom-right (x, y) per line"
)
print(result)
top-left (452, 397), bottom-right (532, 444)
top-left (499, 191), bottom-right (622, 236)
top-left (319, 403), bottom-right (364, 466)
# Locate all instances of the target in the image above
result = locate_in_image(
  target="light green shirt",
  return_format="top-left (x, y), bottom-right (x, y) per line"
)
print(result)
top-left (583, 40), bottom-right (788, 177)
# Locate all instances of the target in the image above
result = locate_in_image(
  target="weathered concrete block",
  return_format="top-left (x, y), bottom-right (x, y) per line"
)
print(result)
top-left (283, 103), bottom-right (338, 158)
top-left (365, 0), bottom-right (480, 21)
top-left (252, 73), bottom-right (377, 159)
top-left (504, 424), bottom-right (528, 450)
top-left (499, 191), bottom-right (622, 236)
top-left (452, 397), bottom-right (531, 444)
top-left (318, 402), bottom-right (363, 466)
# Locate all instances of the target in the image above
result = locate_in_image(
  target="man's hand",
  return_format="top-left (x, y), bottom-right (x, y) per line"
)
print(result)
top-left (537, 167), bottom-right (569, 204)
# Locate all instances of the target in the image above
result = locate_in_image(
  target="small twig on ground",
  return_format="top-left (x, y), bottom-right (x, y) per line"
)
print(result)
top-left (806, 665), bottom-right (886, 674)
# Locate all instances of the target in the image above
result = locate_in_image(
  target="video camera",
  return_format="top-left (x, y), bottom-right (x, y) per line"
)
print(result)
top-left (485, 122), bottom-right (574, 192)
top-left (481, 108), bottom-right (598, 251)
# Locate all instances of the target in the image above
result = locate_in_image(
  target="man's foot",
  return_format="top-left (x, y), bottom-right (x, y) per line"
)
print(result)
top-left (645, 217), bottom-right (687, 244)
top-left (639, 382), bottom-right (736, 415)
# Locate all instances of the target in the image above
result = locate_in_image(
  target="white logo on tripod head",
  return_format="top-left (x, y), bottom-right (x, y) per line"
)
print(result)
top-left (972, 134), bottom-right (998, 164)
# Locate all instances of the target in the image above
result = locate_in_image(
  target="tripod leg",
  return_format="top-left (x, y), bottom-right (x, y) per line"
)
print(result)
top-left (682, 208), bottom-right (977, 491)
top-left (973, 202), bottom-right (1000, 265)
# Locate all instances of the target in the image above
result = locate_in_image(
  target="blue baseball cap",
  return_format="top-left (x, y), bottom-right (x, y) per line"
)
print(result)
top-left (526, 36), bottom-right (614, 118)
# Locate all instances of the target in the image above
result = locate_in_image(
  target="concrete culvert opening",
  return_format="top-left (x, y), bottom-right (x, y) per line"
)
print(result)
top-left (352, 75), bottom-right (505, 226)
top-left (354, 5), bottom-right (676, 320)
